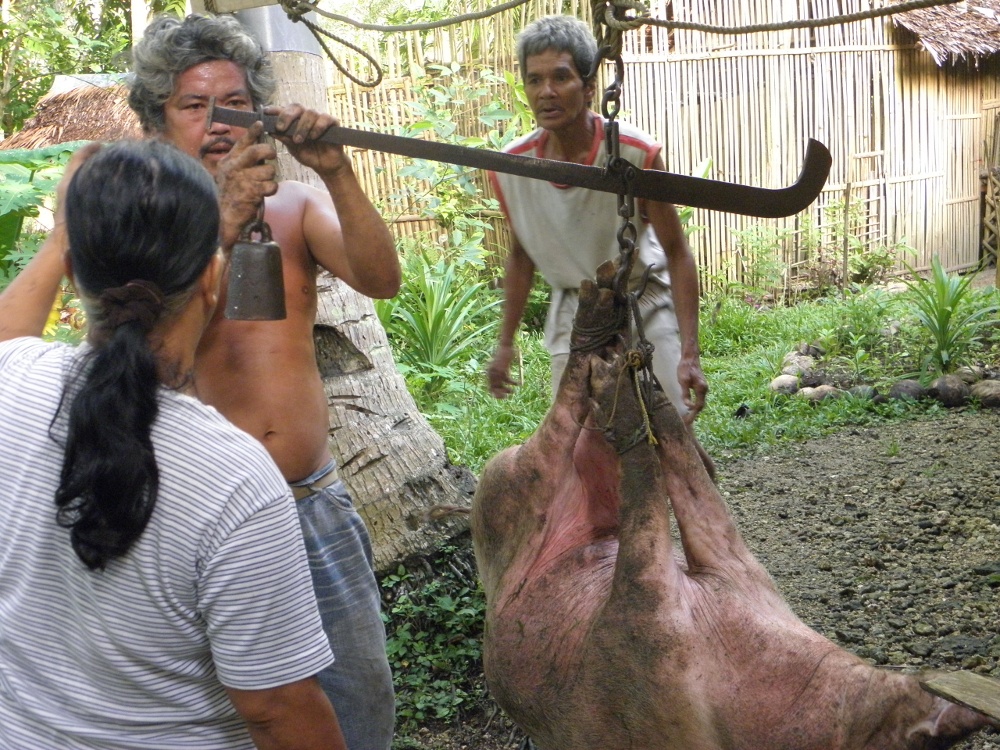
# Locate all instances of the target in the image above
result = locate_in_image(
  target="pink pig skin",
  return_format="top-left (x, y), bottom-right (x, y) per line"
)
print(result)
top-left (471, 264), bottom-right (996, 750)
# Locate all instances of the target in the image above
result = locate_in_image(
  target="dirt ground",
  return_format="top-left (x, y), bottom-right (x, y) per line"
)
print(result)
top-left (401, 407), bottom-right (1000, 750)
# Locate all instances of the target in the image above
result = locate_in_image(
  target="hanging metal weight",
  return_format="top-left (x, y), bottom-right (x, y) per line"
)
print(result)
top-left (224, 215), bottom-right (287, 321)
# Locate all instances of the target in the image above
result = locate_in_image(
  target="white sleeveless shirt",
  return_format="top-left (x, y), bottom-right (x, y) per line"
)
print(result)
top-left (489, 112), bottom-right (672, 355)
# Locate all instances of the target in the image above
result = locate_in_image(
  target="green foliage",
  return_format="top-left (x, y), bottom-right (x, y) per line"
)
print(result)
top-left (387, 64), bottom-right (520, 263)
top-left (375, 247), bottom-right (502, 400)
top-left (901, 256), bottom-right (1000, 378)
top-left (825, 287), bottom-right (895, 354)
top-left (713, 200), bottom-right (915, 303)
top-left (404, 276), bottom-right (987, 474)
top-left (677, 157), bottom-right (713, 239)
top-left (715, 225), bottom-right (791, 305)
top-left (381, 548), bottom-right (485, 730)
top-left (0, 1), bottom-right (130, 135)
top-left (0, 142), bottom-right (81, 288)
top-left (423, 333), bottom-right (552, 470)
top-left (850, 239), bottom-right (914, 286)
top-left (502, 70), bottom-right (535, 134)
top-left (796, 200), bottom-right (915, 294)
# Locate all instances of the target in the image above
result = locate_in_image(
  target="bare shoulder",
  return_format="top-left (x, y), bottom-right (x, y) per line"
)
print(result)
top-left (266, 180), bottom-right (341, 233)
top-left (271, 179), bottom-right (332, 209)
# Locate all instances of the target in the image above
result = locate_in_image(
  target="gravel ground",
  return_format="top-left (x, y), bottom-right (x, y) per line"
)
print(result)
top-left (722, 407), bottom-right (1000, 750)
top-left (404, 407), bottom-right (1000, 750)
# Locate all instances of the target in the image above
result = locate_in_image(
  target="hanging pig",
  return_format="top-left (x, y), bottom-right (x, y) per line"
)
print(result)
top-left (471, 260), bottom-right (997, 750)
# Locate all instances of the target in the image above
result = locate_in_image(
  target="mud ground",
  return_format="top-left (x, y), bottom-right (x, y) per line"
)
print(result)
top-left (403, 407), bottom-right (1000, 750)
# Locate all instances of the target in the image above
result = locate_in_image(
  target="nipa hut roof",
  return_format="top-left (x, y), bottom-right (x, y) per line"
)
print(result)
top-left (892, 0), bottom-right (1000, 65)
top-left (0, 80), bottom-right (142, 151)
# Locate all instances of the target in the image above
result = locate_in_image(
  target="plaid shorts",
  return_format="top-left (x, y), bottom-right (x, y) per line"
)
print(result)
top-left (296, 476), bottom-right (395, 750)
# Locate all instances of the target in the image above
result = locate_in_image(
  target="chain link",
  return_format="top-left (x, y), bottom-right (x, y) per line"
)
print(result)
top-left (590, 9), bottom-right (661, 412)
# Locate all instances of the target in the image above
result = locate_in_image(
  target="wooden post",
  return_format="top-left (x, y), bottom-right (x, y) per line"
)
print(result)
top-left (189, 0), bottom-right (277, 13)
top-left (131, 0), bottom-right (147, 44)
top-left (842, 182), bottom-right (851, 295)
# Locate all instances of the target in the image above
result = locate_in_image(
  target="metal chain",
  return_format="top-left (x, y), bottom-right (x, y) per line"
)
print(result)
top-left (589, 12), bottom-right (661, 421)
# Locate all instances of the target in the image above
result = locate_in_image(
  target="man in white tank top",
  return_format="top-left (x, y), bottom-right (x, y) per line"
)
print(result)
top-left (486, 15), bottom-right (708, 427)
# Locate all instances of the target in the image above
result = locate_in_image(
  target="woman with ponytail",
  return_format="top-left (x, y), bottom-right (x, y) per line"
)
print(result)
top-left (0, 140), bottom-right (346, 749)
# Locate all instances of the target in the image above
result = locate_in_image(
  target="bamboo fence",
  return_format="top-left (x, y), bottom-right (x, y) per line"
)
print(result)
top-left (323, 0), bottom-right (1000, 289)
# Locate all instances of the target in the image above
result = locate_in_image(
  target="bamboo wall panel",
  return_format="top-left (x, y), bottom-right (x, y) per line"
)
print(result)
top-left (324, 0), bottom-right (1000, 286)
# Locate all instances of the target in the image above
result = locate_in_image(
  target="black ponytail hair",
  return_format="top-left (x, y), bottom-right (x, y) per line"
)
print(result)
top-left (53, 139), bottom-right (220, 570)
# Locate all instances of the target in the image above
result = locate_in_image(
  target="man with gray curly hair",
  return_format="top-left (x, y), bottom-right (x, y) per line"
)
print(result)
top-left (127, 13), bottom-right (400, 750)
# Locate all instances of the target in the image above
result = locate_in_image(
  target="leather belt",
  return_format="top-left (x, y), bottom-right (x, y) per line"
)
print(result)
top-left (290, 464), bottom-right (340, 501)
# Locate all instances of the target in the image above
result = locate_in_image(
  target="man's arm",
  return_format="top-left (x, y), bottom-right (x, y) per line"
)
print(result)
top-left (0, 143), bottom-right (101, 342)
top-left (227, 677), bottom-right (347, 750)
top-left (641, 153), bottom-right (708, 422)
top-left (270, 104), bottom-right (400, 299)
top-left (487, 234), bottom-right (536, 399)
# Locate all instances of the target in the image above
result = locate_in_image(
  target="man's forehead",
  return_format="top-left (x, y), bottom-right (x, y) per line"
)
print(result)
top-left (172, 86), bottom-right (249, 101)
top-left (173, 60), bottom-right (250, 94)
top-left (525, 50), bottom-right (578, 74)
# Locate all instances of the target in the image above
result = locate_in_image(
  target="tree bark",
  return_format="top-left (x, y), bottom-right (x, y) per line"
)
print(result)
top-left (244, 21), bottom-right (473, 571)
top-left (314, 279), bottom-right (475, 571)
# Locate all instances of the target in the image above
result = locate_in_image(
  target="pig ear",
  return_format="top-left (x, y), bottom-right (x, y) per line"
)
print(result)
top-left (910, 697), bottom-right (997, 743)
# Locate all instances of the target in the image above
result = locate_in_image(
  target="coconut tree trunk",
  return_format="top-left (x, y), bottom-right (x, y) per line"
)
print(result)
top-left (236, 7), bottom-right (473, 571)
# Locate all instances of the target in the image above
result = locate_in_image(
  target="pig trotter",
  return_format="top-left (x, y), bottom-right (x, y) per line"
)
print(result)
top-left (569, 260), bottom-right (625, 355)
top-left (591, 353), bottom-right (664, 455)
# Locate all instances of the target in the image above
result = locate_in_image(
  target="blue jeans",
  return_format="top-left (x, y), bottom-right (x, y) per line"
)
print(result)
top-left (295, 473), bottom-right (395, 750)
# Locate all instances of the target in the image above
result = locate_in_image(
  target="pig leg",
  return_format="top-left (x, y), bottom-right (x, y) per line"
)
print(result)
top-left (588, 356), bottom-right (683, 598)
top-left (646, 381), bottom-right (779, 587)
top-left (473, 265), bottom-right (623, 597)
top-left (591, 354), bottom-right (776, 592)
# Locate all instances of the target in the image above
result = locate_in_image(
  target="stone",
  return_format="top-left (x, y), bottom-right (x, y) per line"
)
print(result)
top-left (954, 366), bottom-right (984, 384)
top-left (928, 375), bottom-right (970, 408)
top-left (770, 374), bottom-right (799, 395)
top-left (781, 352), bottom-right (815, 377)
top-left (970, 379), bottom-right (1000, 408)
top-left (888, 379), bottom-right (926, 402)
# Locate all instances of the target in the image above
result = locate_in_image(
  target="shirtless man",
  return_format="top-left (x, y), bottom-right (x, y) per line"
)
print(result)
top-left (127, 13), bottom-right (400, 750)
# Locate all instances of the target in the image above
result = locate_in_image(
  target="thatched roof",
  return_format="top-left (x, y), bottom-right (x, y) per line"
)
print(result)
top-left (892, 0), bottom-right (1000, 65)
top-left (0, 79), bottom-right (142, 151)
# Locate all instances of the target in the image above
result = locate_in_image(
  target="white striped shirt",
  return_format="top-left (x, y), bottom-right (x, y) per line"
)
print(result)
top-left (0, 337), bottom-right (334, 749)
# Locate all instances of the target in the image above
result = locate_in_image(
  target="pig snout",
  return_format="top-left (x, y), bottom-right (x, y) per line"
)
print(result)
top-left (470, 259), bottom-right (995, 750)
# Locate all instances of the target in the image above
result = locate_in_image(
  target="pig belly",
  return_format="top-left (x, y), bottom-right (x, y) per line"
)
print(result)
top-left (484, 541), bottom-right (615, 714)
top-left (487, 543), bottom-right (866, 750)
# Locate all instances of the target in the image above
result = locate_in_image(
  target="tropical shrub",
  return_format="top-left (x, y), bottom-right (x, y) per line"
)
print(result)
top-left (375, 248), bottom-right (502, 401)
top-left (901, 256), bottom-right (1000, 378)
top-left (0, 142), bottom-right (81, 286)
top-left (381, 546), bottom-right (486, 729)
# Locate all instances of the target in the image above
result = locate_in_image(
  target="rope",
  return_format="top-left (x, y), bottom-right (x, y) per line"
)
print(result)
top-left (279, 0), bottom-right (383, 87)
top-left (643, 0), bottom-right (964, 35)
top-left (626, 351), bottom-right (659, 446)
top-left (291, 0), bottom-right (533, 33)
top-left (261, 0), bottom-right (964, 89)
top-left (593, 353), bottom-right (659, 454)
